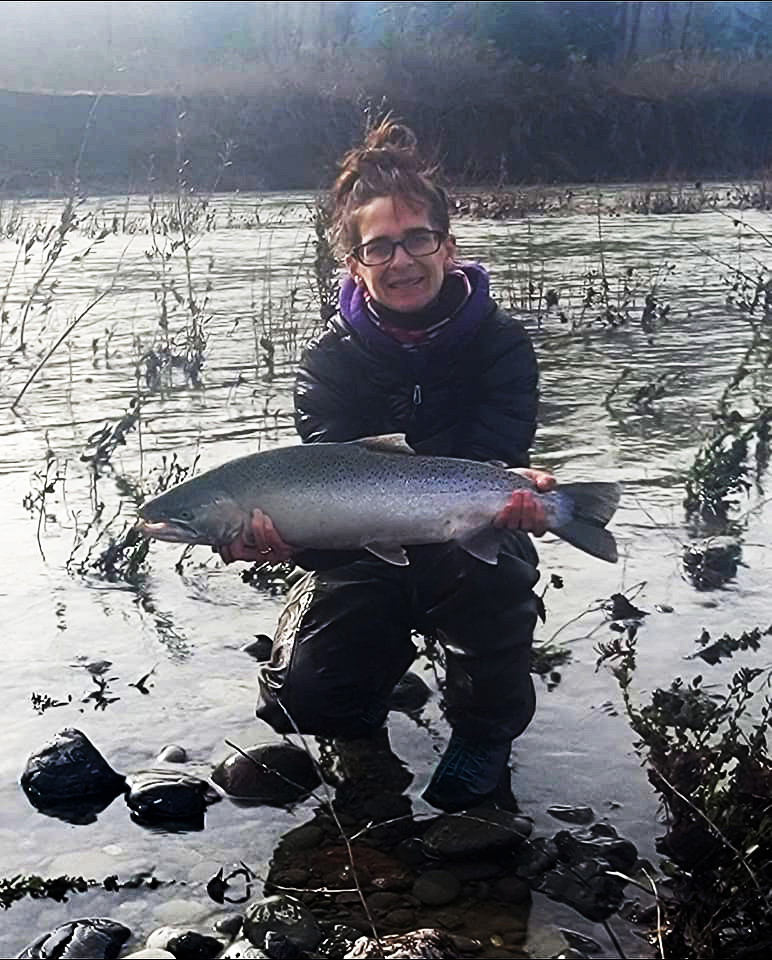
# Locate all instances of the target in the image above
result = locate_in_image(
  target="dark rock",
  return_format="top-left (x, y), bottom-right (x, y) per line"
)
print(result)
top-left (16, 918), bottom-right (131, 959)
top-left (263, 931), bottom-right (302, 960)
top-left (554, 823), bottom-right (638, 871)
top-left (20, 729), bottom-right (126, 808)
top-left (388, 671), bottom-right (432, 713)
top-left (219, 940), bottom-right (270, 959)
top-left (316, 925), bottom-right (363, 959)
top-left (303, 844), bottom-right (414, 893)
top-left (125, 770), bottom-right (217, 823)
top-left (384, 909), bottom-right (415, 929)
top-left (422, 809), bottom-right (532, 859)
top-left (511, 837), bottom-right (559, 882)
top-left (276, 823), bottom-right (324, 853)
top-left (444, 860), bottom-right (503, 882)
top-left (492, 875), bottom-right (530, 903)
top-left (157, 745), bottom-right (187, 763)
top-left (344, 928), bottom-right (465, 958)
top-left (270, 868), bottom-right (309, 888)
top-left (392, 837), bottom-right (428, 869)
top-left (364, 891), bottom-right (402, 913)
top-left (560, 929), bottom-right (603, 954)
top-left (212, 914), bottom-right (243, 940)
top-left (145, 927), bottom-right (225, 959)
top-left (211, 744), bottom-right (320, 805)
top-left (537, 858), bottom-right (626, 922)
top-left (412, 870), bottom-right (461, 907)
top-left (242, 896), bottom-right (322, 954)
top-left (547, 804), bottom-right (594, 825)
top-left (241, 636), bottom-right (273, 661)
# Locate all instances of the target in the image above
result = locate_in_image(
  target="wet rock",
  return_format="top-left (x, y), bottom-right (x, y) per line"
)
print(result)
top-left (547, 804), bottom-right (594, 825)
top-left (554, 823), bottom-right (638, 871)
top-left (242, 895), bottom-right (322, 954)
top-left (20, 729), bottom-right (126, 811)
top-left (219, 940), bottom-right (270, 959)
top-left (303, 844), bottom-right (414, 892)
top-left (316, 925), bottom-right (363, 959)
top-left (444, 859), bottom-right (503, 882)
top-left (125, 770), bottom-right (217, 824)
top-left (211, 744), bottom-right (320, 805)
top-left (537, 857), bottom-right (627, 921)
top-left (344, 928), bottom-right (465, 958)
top-left (511, 837), bottom-right (559, 882)
top-left (412, 870), bottom-right (461, 907)
top-left (422, 809), bottom-right (532, 859)
top-left (364, 891), bottom-right (402, 913)
top-left (241, 635), bottom-right (273, 661)
top-left (560, 929), bottom-right (603, 954)
top-left (385, 909), bottom-right (416, 928)
top-left (683, 536), bottom-right (742, 590)
top-left (276, 823), bottom-right (325, 853)
top-left (492, 875), bottom-right (530, 903)
top-left (16, 918), bottom-right (131, 959)
top-left (157, 745), bottom-right (187, 763)
top-left (388, 671), bottom-right (432, 713)
top-left (212, 913), bottom-right (243, 940)
top-left (145, 926), bottom-right (225, 958)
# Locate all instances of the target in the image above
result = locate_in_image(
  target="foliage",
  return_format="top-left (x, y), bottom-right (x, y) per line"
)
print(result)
top-left (596, 626), bottom-right (772, 958)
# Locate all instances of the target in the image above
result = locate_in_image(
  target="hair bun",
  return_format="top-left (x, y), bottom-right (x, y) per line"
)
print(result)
top-left (364, 120), bottom-right (418, 155)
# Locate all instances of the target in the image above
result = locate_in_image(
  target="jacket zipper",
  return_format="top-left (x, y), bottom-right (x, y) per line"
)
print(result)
top-left (413, 383), bottom-right (422, 407)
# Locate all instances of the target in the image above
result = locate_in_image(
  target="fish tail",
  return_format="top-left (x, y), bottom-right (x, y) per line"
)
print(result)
top-left (550, 482), bottom-right (621, 563)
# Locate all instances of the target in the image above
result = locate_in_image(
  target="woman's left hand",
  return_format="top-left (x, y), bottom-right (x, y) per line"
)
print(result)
top-left (493, 468), bottom-right (556, 537)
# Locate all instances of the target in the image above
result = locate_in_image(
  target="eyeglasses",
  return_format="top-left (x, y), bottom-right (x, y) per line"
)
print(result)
top-left (351, 228), bottom-right (445, 266)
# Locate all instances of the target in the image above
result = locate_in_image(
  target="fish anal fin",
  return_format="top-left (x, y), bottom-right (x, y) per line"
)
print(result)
top-left (366, 543), bottom-right (410, 566)
top-left (457, 527), bottom-right (502, 565)
top-left (353, 434), bottom-right (415, 455)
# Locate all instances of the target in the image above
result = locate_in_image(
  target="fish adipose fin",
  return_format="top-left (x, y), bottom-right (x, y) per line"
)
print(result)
top-left (353, 434), bottom-right (415, 455)
top-left (457, 527), bottom-right (502, 565)
top-left (366, 543), bottom-right (410, 565)
top-left (552, 481), bottom-right (622, 563)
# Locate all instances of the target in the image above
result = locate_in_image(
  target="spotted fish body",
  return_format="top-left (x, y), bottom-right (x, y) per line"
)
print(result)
top-left (137, 435), bottom-right (621, 564)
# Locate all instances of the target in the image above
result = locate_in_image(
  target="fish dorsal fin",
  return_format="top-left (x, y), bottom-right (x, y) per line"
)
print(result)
top-left (352, 434), bottom-right (415, 455)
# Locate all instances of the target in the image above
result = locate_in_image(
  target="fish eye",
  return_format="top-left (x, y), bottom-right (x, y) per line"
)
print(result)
top-left (177, 509), bottom-right (194, 522)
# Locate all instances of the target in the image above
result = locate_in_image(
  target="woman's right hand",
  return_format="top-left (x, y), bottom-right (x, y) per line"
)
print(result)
top-left (215, 508), bottom-right (293, 565)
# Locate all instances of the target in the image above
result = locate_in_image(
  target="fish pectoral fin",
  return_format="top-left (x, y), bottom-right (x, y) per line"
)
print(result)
top-left (457, 527), bottom-right (502, 565)
top-left (352, 434), bottom-right (415, 455)
top-left (365, 543), bottom-right (410, 566)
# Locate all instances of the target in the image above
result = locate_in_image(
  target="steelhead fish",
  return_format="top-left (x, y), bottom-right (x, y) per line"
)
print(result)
top-left (136, 434), bottom-right (621, 564)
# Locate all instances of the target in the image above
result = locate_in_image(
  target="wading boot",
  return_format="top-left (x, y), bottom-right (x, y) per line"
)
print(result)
top-left (422, 734), bottom-right (517, 813)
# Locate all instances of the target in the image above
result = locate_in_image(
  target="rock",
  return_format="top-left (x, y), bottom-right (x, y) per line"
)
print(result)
top-left (444, 860), bottom-right (502, 882)
top-left (560, 929), bottom-right (603, 954)
top-left (242, 895), bottom-right (322, 954)
top-left (412, 870), bottom-right (461, 907)
top-left (422, 809), bottom-right (532, 859)
top-left (316, 925), bottom-right (363, 958)
top-left (125, 770), bottom-right (217, 824)
top-left (492, 875), bottom-right (530, 903)
top-left (212, 914), bottom-right (243, 940)
top-left (20, 729), bottom-right (126, 810)
top-left (145, 926), bottom-right (225, 958)
top-left (211, 744), bottom-right (320, 805)
top-left (537, 858), bottom-right (626, 922)
top-left (219, 940), bottom-right (270, 959)
top-left (553, 823), bottom-right (638, 871)
top-left (511, 836), bottom-right (559, 882)
top-left (157, 745), bottom-right (187, 763)
top-left (303, 844), bottom-right (414, 892)
top-left (547, 804), bottom-right (594, 825)
top-left (344, 928), bottom-right (465, 958)
top-left (241, 635), bottom-right (273, 661)
top-left (276, 823), bottom-right (325, 853)
top-left (384, 909), bottom-right (415, 928)
top-left (388, 671), bottom-right (432, 713)
top-left (364, 891), bottom-right (402, 913)
top-left (16, 918), bottom-right (131, 958)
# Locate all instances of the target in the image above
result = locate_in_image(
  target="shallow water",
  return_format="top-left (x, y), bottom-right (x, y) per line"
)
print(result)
top-left (1, 193), bottom-right (771, 958)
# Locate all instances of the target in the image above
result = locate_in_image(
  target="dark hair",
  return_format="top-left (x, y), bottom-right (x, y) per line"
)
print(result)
top-left (331, 117), bottom-right (450, 255)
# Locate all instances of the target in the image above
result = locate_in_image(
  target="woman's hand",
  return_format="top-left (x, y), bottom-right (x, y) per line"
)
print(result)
top-left (214, 508), bottom-right (293, 565)
top-left (493, 468), bottom-right (556, 537)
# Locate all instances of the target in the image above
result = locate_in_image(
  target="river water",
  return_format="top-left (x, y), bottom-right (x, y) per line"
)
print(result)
top-left (1, 192), bottom-right (770, 958)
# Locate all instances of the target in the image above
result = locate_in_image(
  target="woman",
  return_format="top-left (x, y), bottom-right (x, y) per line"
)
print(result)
top-left (221, 119), bottom-right (554, 813)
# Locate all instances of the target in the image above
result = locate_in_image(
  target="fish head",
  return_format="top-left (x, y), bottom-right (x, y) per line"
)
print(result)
top-left (136, 481), bottom-right (246, 547)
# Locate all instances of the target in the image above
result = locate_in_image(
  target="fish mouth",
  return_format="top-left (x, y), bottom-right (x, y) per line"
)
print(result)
top-left (134, 518), bottom-right (201, 544)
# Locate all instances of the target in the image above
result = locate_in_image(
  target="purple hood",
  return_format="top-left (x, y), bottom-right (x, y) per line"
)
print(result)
top-left (338, 262), bottom-right (492, 357)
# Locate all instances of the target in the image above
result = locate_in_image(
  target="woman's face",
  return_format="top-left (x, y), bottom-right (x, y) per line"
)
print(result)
top-left (346, 196), bottom-right (456, 313)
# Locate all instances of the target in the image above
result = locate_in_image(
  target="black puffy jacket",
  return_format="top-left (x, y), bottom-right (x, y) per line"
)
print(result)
top-left (294, 300), bottom-right (539, 467)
